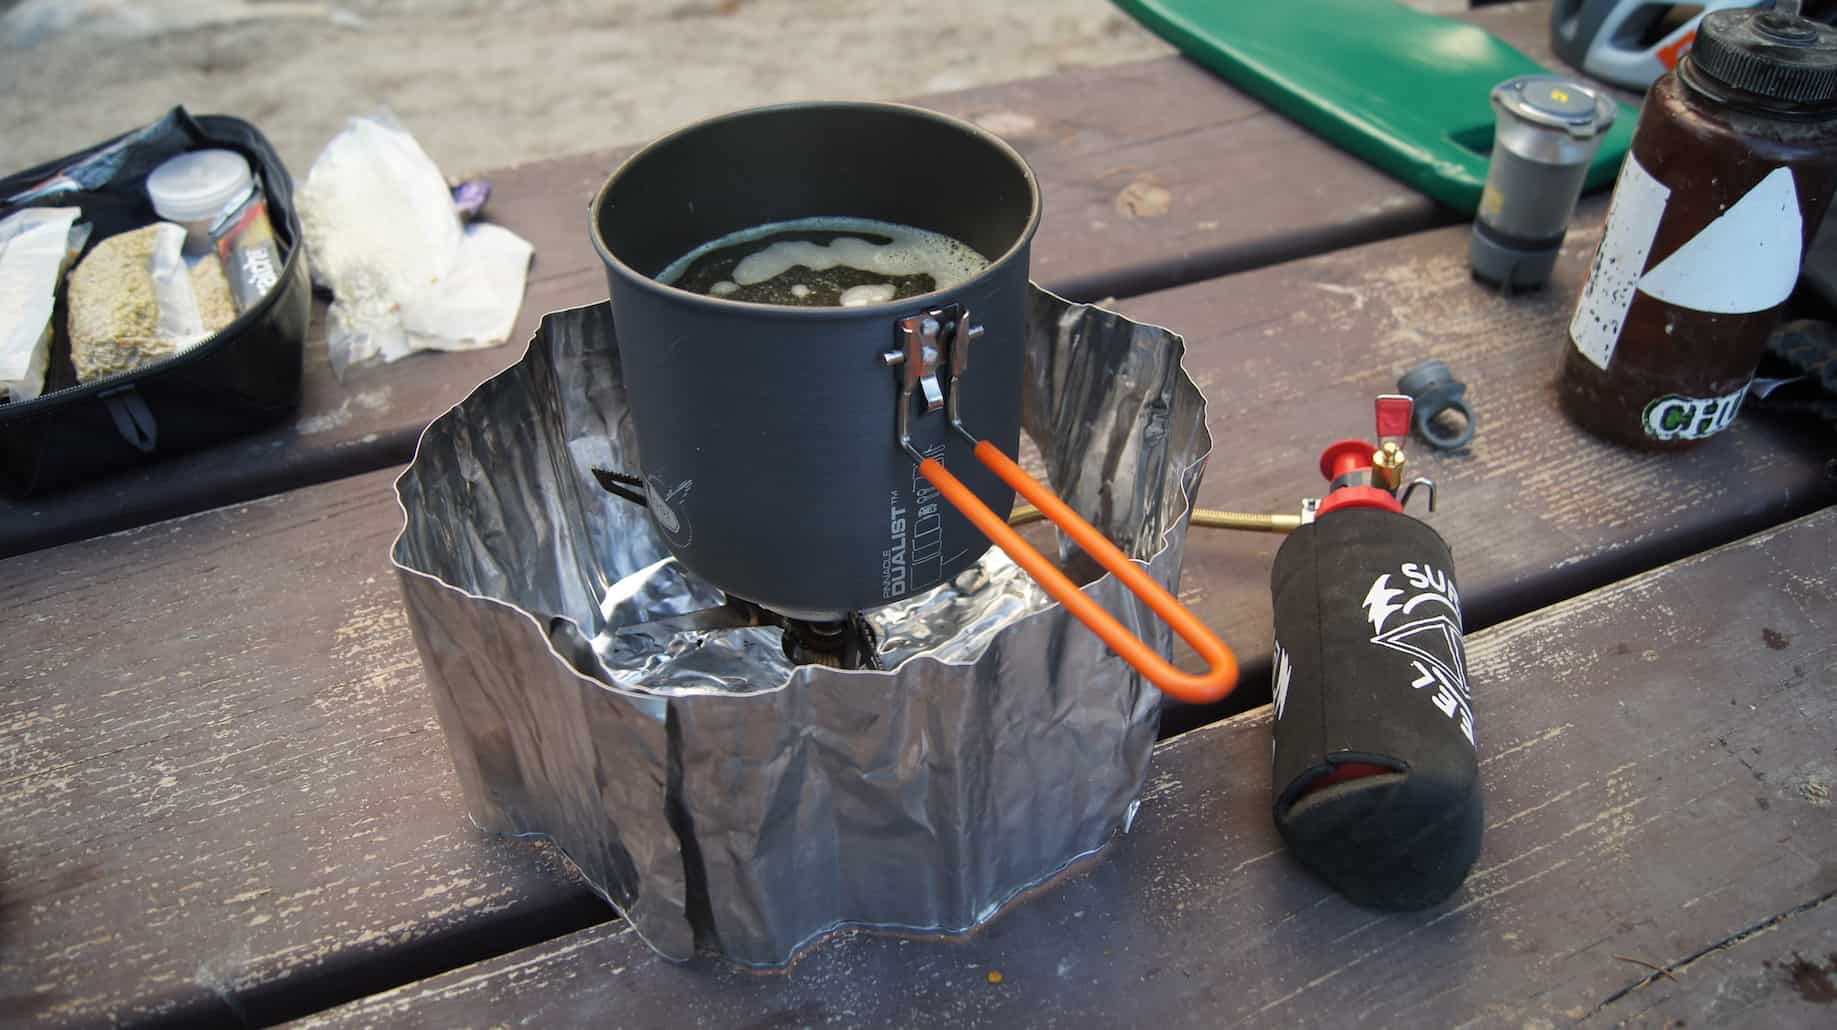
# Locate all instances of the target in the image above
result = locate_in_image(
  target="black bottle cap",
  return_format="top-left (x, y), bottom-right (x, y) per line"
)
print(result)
top-left (1690, 4), bottom-right (1837, 107)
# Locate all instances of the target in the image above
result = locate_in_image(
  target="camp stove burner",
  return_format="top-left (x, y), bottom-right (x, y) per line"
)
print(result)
top-left (781, 615), bottom-right (880, 670)
top-left (591, 466), bottom-right (881, 670)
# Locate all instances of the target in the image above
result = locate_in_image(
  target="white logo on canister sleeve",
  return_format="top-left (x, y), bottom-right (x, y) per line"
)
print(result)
top-left (1272, 642), bottom-right (1293, 721)
top-left (1362, 564), bottom-right (1474, 746)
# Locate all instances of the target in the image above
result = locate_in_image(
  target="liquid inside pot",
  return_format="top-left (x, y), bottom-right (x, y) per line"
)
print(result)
top-left (656, 216), bottom-right (988, 307)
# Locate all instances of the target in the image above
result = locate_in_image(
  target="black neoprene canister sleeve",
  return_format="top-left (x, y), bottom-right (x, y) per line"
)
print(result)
top-left (1269, 507), bottom-right (1482, 910)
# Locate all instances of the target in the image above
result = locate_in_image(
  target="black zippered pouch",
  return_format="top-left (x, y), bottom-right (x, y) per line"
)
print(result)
top-left (0, 108), bottom-right (310, 497)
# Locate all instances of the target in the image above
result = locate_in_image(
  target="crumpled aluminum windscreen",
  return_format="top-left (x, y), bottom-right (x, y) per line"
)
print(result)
top-left (392, 286), bottom-right (1213, 967)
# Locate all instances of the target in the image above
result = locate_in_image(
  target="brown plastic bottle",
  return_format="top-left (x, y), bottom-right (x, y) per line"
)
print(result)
top-left (1560, 1), bottom-right (1837, 448)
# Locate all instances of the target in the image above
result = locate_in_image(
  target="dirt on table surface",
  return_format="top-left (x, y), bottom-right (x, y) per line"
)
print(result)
top-left (0, 0), bottom-right (1176, 180)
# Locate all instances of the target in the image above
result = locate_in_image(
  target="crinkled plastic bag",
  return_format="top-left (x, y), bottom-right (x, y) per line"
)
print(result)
top-left (299, 111), bottom-right (532, 379)
top-left (0, 207), bottom-right (88, 401)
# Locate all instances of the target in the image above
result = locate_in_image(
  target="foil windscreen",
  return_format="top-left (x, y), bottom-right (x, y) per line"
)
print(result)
top-left (392, 287), bottom-right (1212, 966)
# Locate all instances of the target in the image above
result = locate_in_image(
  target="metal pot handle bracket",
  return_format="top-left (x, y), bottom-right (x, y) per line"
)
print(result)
top-left (883, 307), bottom-right (1240, 706)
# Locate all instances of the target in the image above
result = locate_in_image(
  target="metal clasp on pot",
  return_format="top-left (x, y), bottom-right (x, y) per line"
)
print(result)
top-left (881, 305), bottom-right (980, 461)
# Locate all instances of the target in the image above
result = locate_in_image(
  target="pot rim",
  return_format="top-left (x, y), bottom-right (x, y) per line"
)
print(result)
top-left (589, 100), bottom-right (1043, 319)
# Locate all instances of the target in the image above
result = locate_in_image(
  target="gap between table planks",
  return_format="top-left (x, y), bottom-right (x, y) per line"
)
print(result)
top-left (2, 208), bottom-right (1832, 1026)
top-left (0, 1), bottom-right (1566, 559)
top-left (294, 506), bottom-right (1837, 1029)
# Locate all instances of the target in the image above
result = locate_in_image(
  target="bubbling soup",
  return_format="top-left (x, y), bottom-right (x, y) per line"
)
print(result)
top-left (657, 216), bottom-right (988, 307)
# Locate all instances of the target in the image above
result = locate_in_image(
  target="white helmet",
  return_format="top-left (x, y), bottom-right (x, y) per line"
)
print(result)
top-left (1551, 0), bottom-right (1772, 90)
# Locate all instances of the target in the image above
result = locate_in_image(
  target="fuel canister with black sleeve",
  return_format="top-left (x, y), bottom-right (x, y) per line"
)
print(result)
top-left (1269, 397), bottom-right (1482, 910)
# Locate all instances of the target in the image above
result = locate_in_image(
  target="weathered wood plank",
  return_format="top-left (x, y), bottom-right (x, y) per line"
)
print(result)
top-left (3, 211), bottom-right (1831, 1025)
top-left (1604, 901), bottom-right (1837, 1028)
top-left (0, 3), bottom-right (1566, 558)
top-left (296, 508), bottom-right (1837, 1029)
top-left (17, 8), bottom-right (1819, 1021)
top-left (1121, 208), bottom-right (1837, 729)
top-left (0, 471), bottom-right (601, 1028)
top-left (439, 0), bottom-right (1583, 305)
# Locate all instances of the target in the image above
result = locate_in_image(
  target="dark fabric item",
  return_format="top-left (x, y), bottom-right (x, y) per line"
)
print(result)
top-left (0, 108), bottom-right (309, 497)
top-left (1756, 319), bottom-right (1837, 425)
top-left (1269, 507), bottom-right (1482, 910)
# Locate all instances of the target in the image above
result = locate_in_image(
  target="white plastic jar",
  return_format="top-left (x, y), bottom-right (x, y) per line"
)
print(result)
top-left (145, 149), bottom-right (253, 256)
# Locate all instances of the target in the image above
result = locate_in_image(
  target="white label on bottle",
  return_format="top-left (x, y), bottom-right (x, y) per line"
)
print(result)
top-left (1638, 166), bottom-right (1802, 314)
top-left (1571, 156), bottom-right (1670, 371)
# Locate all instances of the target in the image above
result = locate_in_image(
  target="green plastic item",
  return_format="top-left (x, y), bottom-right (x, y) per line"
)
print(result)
top-left (1112, 0), bottom-right (1637, 213)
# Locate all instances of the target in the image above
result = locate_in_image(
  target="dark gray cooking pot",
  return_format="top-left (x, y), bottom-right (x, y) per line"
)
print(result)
top-left (591, 102), bottom-right (1041, 618)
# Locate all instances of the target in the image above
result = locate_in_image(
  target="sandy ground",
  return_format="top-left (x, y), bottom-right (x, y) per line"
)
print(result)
top-left (1, 0), bottom-right (1177, 181)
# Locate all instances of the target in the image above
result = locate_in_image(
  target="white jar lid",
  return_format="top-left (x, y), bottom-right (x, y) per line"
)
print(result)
top-left (146, 148), bottom-right (253, 224)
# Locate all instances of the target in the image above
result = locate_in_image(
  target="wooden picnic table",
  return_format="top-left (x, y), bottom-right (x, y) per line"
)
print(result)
top-left (2, 3), bottom-right (1833, 1027)
top-left (0, 1), bottom-right (1573, 559)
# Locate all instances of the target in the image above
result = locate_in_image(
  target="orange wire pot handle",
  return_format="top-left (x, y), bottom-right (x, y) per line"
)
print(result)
top-left (920, 440), bottom-right (1239, 705)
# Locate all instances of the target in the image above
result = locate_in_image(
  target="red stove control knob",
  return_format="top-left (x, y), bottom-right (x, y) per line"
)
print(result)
top-left (1314, 395), bottom-right (1413, 518)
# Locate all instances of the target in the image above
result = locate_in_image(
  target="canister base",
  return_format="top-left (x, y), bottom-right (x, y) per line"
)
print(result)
top-left (1469, 225), bottom-right (1559, 293)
